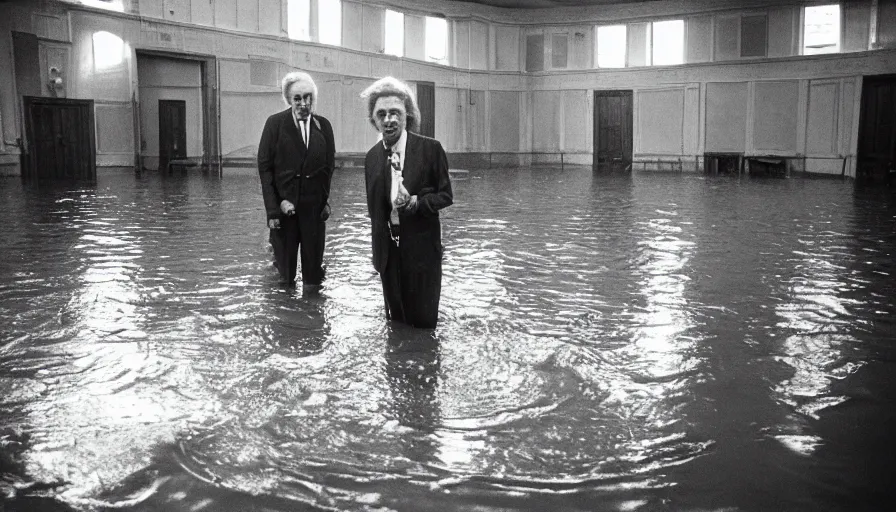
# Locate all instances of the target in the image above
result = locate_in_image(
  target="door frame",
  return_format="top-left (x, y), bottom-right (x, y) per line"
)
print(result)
top-left (856, 73), bottom-right (896, 184)
top-left (22, 96), bottom-right (96, 181)
top-left (134, 50), bottom-right (219, 173)
top-left (593, 89), bottom-right (633, 171)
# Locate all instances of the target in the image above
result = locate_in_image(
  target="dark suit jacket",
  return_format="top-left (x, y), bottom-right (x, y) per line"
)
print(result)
top-left (258, 109), bottom-right (335, 220)
top-left (365, 131), bottom-right (453, 273)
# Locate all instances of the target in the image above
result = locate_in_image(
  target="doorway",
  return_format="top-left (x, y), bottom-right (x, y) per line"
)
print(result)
top-left (416, 81), bottom-right (435, 138)
top-left (593, 90), bottom-right (633, 172)
top-left (159, 99), bottom-right (187, 172)
top-left (135, 51), bottom-right (219, 172)
top-left (857, 74), bottom-right (896, 185)
top-left (23, 96), bottom-right (96, 181)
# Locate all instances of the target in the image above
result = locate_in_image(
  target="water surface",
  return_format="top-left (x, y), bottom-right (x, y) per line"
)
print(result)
top-left (1, 168), bottom-right (895, 511)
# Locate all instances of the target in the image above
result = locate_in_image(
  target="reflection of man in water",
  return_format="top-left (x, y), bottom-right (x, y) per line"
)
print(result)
top-left (360, 77), bottom-right (453, 328)
top-left (384, 327), bottom-right (441, 463)
top-left (257, 71), bottom-right (335, 289)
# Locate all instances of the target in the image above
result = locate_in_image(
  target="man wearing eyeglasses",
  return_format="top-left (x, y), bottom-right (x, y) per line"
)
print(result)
top-left (360, 76), bottom-right (453, 328)
top-left (258, 71), bottom-right (335, 289)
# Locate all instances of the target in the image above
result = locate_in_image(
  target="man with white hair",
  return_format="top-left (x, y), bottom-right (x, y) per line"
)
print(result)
top-left (360, 76), bottom-right (453, 328)
top-left (258, 71), bottom-right (335, 289)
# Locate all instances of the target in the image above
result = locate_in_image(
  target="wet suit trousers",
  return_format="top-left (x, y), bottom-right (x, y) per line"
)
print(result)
top-left (270, 208), bottom-right (325, 286)
top-left (380, 238), bottom-right (441, 329)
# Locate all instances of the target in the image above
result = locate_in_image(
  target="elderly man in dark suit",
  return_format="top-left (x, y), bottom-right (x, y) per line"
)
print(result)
top-left (258, 71), bottom-right (335, 289)
top-left (360, 77), bottom-right (453, 328)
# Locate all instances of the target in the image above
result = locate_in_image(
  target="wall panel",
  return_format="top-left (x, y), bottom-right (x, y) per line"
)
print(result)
top-left (258, 0), bottom-right (282, 36)
top-left (687, 15), bottom-right (712, 63)
top-left (95, 103), bottom-right (133, 153)
top-left (532, 90), bottom-right (561, 151)
top-left (753, 80), bottom-right (798, 152)
top-left (806, 81), bottom-right (839, 155)
top-left (627, 22), bottom-right (649, 66)
top-left (214, 0), bottom-right (238, 30)
top-left (470, 20), bottom-right (489, 70)
top-left (705, 81), bottom-right (747, 152)
top-left (362, 4), bottom-right (384, 54)
top-left (236, 0), bottom-right (258, 34)
top-left (495, 25), bottom-right (519, 71)
top-left (405, 15), bottom-right (426, 61)
top-left (638, 88), bottom-right (684, 154)
top-left (467, 90), bottom-right (487, 150)
top-left (767, 7), bottom-right (795, 57)
top-left (490, 91), bottom-right (520, 151)
top-left (844, 0), bottom-right (871, 52)
top-left (562, 90), bottom-right (588, 151)
top-left (342, 1), bottom-right (363, 50)
top-left (714, 16), bottom-right (738, 61)
top-left (455, 20), bottom-right (470, 69)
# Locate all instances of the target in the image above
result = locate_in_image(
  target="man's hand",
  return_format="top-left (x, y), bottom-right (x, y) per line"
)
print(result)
top-left (280, 200), bottom-right (295, 216)
top-left (398, 195), bottom-right (417, 213)
top-left (268, 218), bottom-right (281, 229)
top-left (320, 203), bottom-right (331, 221)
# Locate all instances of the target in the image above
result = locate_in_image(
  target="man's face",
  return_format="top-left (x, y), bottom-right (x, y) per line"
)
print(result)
top-left (373, 96), bottom-right (407, 147)
top-left (287, 81), bottom-right (314, 120)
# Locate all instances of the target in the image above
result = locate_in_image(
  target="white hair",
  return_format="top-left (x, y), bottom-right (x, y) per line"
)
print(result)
top-left (281, 71), bottom-right (319, 107)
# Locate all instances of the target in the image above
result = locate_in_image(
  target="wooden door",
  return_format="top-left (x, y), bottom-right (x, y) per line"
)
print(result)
top-left (24, 97), bottom-right (95, 180)
top-left (593, 90), bottom-right (633, 172)
top-left (159, 99), bottom-right (187, 171)
top-left (416, 81), bottom-right (435, 138)
top-left (857, 75), bottom-right (896, 184)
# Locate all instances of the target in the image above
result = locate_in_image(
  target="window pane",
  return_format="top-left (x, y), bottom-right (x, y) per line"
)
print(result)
top-left (81, 0), bottom-right (124, 11)
top-left (385, 10), bottom-right (404, 57)
top-left (596, 25), bottom-right (626, 68)
top-left (318, 0), bottom-right (341, 46)
top-left (288, 0), bottom-right (310, 41)
top-left (93, 31), bottom-right (124, 69)
top-left (425, 17), bottom-right (448, 65)
top-left (804, 4), bottom-right (840, 54)
top-left (652, 19), bottom-right (683, 65)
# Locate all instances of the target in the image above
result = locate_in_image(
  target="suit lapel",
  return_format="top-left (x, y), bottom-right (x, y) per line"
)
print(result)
top-left (403, 132), bottom-right (421, 192)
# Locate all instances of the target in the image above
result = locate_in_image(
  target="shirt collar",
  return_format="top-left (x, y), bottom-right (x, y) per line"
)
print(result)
top-left (293, 110), bottom-right (311, 129)
top-left (382, 129), bottom-right (407, 155)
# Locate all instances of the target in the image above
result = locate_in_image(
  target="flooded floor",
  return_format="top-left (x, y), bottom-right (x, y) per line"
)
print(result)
top-left (1, 167), bottom-right (895, 511)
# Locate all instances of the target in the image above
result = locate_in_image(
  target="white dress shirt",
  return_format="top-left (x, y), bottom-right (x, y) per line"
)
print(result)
top-left (384, 130), bottom-right (407, 225)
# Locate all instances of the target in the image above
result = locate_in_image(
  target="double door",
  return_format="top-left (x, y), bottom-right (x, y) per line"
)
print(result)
top-left (23, 96), bottom-right (95, 181)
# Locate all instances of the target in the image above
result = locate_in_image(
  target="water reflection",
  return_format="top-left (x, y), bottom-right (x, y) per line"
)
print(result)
top-left (1, 170), bottom-right (896, 511)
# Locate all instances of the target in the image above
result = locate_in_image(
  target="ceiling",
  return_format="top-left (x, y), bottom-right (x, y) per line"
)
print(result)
top-left (460, 0), bottom-right (650, 8)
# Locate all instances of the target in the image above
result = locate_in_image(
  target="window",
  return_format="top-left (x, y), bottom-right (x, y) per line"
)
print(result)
top-left (81, 0), bottom-right (124, 11)
top-left (596, 25), bottom-right (626, 68)
top-left (288, 0), bottom-right (310, 41)
top-left (318, 0), bottom-right (341, 46)
top-left (425, 16), bottom-right (449, 65)
top-left (652, 19), bottom-right (684, 65)
top-left (803, 4), bottom-right (840, 55)
top-left (93, 31), bottom-right (124, 70)
top-left (384, 10), bottom-right (404, 57)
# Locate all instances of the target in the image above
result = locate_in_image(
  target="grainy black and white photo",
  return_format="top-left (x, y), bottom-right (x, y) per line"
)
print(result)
top-left (1, 0), bottom-right (895, 511)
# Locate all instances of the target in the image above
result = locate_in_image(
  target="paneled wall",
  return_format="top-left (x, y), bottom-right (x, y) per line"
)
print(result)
top-left (2, 0), bottom-right (896, 177)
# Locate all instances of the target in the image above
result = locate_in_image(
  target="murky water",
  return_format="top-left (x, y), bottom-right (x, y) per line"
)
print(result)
top-left (1, 168), bottom-right (895, 511)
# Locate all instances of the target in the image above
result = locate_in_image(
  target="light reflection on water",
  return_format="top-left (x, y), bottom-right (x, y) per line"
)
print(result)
top-left (1, 169), bottom-right (895, 511)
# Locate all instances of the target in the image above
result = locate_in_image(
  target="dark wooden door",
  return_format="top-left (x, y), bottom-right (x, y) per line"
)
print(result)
top-left (593, 90), bottom-right (633, 172)
top-left (416, 81), bottom-right (435, 138)
top-left (857, 75), bottom-right (896, 184)
top-left (24, 97), bottom-right (95, 180)
top-left (159, 99), bottom-right (187, 171)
